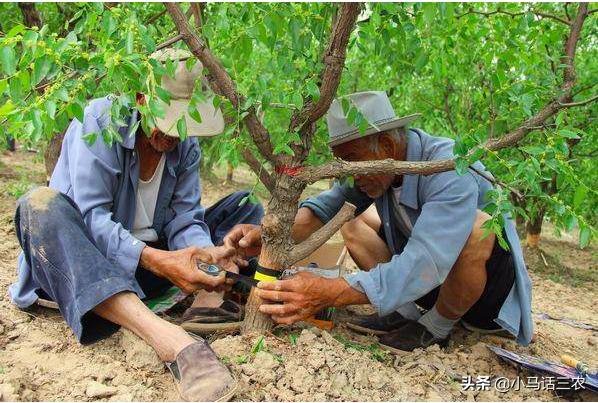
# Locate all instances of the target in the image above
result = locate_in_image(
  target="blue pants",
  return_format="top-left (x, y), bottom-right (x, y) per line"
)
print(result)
top-left (15, 188), bottom-right (263, 344)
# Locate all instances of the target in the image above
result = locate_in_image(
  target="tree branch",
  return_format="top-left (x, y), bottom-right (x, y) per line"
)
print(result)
top-left (559, 94), bottom-right (598, 107)
top-left (296, 4), bottom-right (590, 184)
top-left (288, 202), bottom-right (356, 264)
top-left (288, 3), bottom-right (361, 158)
top-left (164, 2), bottom-right (275, 163)
top-left (146, 8), bottom-right (167, 25)
top-left (156, 34), bottom-right (183, 51)
top-left (241, 149), bottom-right (275, 193)
top-left (457, 7), bottom-right (571, 25)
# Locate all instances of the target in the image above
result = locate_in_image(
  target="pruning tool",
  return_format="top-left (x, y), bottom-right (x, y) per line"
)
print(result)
top-left (196, 261), bottom-right (258, 288)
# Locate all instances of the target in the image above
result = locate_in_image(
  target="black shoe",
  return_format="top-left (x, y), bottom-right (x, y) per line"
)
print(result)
top-left (379, 320), bottom-right (449, 353)
top-left (346, 311), bottom-right (410, 335)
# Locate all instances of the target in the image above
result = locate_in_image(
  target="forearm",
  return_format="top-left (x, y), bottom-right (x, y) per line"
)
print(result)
top-left (291, 207), bottom-right (324, 243)
top-left (139, 246), bottom-right (167, 276)
top-left (329, 278), bottom-right (370, 307)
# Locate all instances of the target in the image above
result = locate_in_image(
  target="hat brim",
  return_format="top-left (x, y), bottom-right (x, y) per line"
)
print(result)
top-left (149, 97), bottom-right (225, 138)
top-left (328, 113), bottom-right (421, 147)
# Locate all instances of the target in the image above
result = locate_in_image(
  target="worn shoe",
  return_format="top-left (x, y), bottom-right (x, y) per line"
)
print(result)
top-left (346, 311), bottom-right (410, 335)
top-left (182, 300), bottom-right (243, 323)
top-left (181, 300), bottom-right (243, 336)
top-left (379, 320), bottom-right (449, 353)
top-left (166, 340), bottom-right (238, 401)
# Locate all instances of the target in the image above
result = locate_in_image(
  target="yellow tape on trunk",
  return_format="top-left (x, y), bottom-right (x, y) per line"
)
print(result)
top-left (253, 271), bottom-right (278, 283)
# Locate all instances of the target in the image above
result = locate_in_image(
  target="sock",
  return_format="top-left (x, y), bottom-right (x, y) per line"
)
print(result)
top-left (396, 302), bottom-right (422, 321)
top-left (417, 305), bottom-right (458, 339)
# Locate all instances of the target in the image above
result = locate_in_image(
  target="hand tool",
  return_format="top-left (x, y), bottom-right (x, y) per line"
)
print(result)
top-left (196, 261), bottom-right (258, 288)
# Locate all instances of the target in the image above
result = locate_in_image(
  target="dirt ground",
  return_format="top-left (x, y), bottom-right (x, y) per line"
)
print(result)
top-left (0, 150), bottom-right (596, 402)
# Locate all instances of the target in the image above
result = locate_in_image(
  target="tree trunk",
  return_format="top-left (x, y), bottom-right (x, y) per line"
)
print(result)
top-left (241, 175), bottom-right (305, 334)
top-left (44, 132), bottom-right (65, 184)
top-left (6, 136), bottom-right (15, 152)
top-left (225, 162), bottom-right (233, 183)
top-left (18, 3), bottom-right (42, 28)
top-left (525, 209), bottom-right (545, 248)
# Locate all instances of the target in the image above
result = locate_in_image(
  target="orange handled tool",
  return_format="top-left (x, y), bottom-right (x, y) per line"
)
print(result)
top-left (561, 354), bottom-right (590, 375)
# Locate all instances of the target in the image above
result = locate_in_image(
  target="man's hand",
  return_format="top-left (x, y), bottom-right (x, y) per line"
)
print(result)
top-left (255, 272), bottom-right (364, 324)
top-left (140, 246), bottom-right (227, 294)
top-left (223, 224), bottom-right (262, 257)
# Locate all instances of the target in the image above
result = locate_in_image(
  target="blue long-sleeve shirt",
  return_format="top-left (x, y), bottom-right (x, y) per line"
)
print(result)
top-left (300, 128), bottom-right (533, 345)
top-left (9, 96), bottom-right (213, 307)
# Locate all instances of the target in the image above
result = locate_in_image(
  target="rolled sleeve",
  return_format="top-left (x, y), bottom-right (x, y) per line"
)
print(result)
top-left (163, 141), bottom-right (213, 250)
top-left (64, 106), bottom-right (147, 277)
top-left (346, 170), bottom-right (479, 315)
top-left (299, 181), bottom-right (373, 223)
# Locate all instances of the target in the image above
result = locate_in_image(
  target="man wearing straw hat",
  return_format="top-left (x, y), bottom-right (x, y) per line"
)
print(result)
top-left (226, 91), bottom-right (533, 352)
top-left (8, 48), bottom-right (261, 401)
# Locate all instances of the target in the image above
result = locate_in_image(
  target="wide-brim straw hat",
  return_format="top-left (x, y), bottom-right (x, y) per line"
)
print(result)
top-left (148, 48), bottom-right (224, 138)
top-left (327, 91), bottom-right (420, 147)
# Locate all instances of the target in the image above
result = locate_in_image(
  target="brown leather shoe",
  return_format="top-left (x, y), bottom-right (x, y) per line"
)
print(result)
top-left (166, 340), bottom-right (238, 401)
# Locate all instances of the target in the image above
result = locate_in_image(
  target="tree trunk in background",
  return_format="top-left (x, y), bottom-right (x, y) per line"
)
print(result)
top-left (226, 162), bottom-right (234, 183)
top-left (525, 208), bottom-right (545, 248)
top-left (18, 3), bottom-right (42, 28)
top-left (6, 137), bottom-right (15, 152)
top-left (44, 132), bottom-right (64, 184)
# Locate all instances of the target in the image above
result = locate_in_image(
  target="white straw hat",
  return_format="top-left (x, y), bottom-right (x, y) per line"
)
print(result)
top-left (327, 91), bottom-right (420, 147)
top-left (148, 48), bottom-right (224, 138)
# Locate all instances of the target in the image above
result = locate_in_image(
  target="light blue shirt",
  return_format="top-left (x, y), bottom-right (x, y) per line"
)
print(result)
top-left (9, 96), bottom-right (213, 308)
top-left (300, 129), bottom-right (533, 345)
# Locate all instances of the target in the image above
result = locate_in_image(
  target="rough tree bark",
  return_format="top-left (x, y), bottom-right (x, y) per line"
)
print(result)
top-left (526, 208), bottom-right (545, 248)
top-left (163, 3), bottom-right (593, 334)
top-left (18, 2), bottom-right (42, 28)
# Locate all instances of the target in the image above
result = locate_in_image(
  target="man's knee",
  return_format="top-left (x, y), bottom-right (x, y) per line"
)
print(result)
top-left (460, 211), bottom-right (495, 263)
top-left (19, 187), bottom-right (61, 213)
top-left (340, 216), bottom-right (365, 245)
top-left (17, 187), bottom-right (80, 232)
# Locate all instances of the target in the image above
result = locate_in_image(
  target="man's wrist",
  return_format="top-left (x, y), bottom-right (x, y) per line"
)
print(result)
top-left (140, 246), bottom-right (165, 275)
top-left (329, 277), bottom-right (369, 307)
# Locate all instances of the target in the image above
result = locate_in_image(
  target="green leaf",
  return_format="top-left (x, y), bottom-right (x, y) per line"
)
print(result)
top-left (306, 80), bottom-right (320, 101)
top-left (45, 100), bottom-right (57, 120)
top-left (33, 58), bottom-right (52, 85)
top-left (558, 129), bottom-right (580, 139)
top-left (83, 131), bottom-right (99, 145)
top-left (0, 100), bottom-right (15, 116)
top-left (69, 102), bottom-right (84, 123)
top-left (579, 226), bottom-right (590, 249)
top-left (155, 87), bottom-right (172, 105)
top-left (573, 186), bottom-right (586, 210)
top-left (251, 336), bottom-right (265, 354)
top-left (188, 103), bottom-right (203, 124)
top-left (126, 30), bottom-right (134, 54)
top-left (177, 116), bottom-right (187, 140)
top-left (148, 98), bottom-right (166, 119)
top-left (0, 47), bottom-right (17, 75)
top-left (455, 157), bottom-right (469, 175)
top-left (240, 35), bottom-right (253, 59)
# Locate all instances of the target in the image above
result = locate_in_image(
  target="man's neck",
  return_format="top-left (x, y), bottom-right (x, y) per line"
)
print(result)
top-left (136, 131), bottom-right (164, 181)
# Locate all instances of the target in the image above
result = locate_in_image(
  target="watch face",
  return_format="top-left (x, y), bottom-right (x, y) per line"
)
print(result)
top-left (196, 261), bottom-right (221, 276)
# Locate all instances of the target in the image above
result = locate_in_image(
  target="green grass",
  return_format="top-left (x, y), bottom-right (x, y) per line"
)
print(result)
top-left (333, 334), bottom-right (389, 362)
top-left (529, 248), bottom-right (597, 288)
top-left (2, 177), bottom-right (36, 198)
